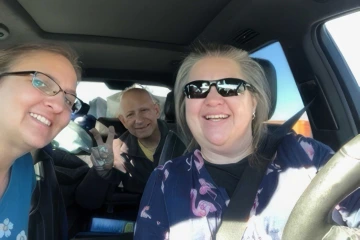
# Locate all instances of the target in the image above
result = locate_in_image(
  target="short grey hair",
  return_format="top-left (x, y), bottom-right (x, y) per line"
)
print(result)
top-left (0, 42), bottom-right (82, 80)
top-left (117, 84), bottom-right (159, 116)
top-left (174, 43), bottom-right (271, 166)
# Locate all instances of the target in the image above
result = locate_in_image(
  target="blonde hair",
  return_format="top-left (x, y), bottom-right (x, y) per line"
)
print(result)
top-left (0, 43), bottom-right (82, 80)
top-left (174, 43), bottom-right (271, 166)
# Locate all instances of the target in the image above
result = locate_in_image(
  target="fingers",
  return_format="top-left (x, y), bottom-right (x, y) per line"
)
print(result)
top-left (106, 126), bottom-right (115, 145)
top-left (89, 128), bottom-right (104, 146)
top-left (97, 145), bottom-right (110, 159)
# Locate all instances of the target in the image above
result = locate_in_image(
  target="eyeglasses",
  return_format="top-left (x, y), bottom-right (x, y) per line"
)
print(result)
top-left (0, 71), bottom-right (82, 113)
top-left (183, 78), bottom-right (255, 99)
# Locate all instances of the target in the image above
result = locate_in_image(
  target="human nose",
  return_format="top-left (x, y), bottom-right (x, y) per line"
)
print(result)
top-left (204, 86), bottom-right (225, 106)
top-left (134, 112), bottom-right (144, 124)
top-left (43, 93), bottom-right (68, 113)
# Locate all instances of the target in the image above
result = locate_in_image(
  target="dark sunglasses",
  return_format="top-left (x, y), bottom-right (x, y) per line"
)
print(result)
top-left (0, 71), bottom-right (82, 113)
top-left (183, 78), bottom-right (255, 99)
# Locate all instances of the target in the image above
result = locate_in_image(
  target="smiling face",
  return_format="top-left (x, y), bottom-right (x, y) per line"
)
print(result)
top-left (0, 51), bottom-right (77, 151)
top-left (185, 57), bottom-right (257, 156)
top-left (119, 89), bottom-right (160, 140)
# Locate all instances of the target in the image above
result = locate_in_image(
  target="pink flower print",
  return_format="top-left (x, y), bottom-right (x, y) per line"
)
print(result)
top-left (250, 188), bottom-right (262, 217)
top-left (164, 169), bottom-right (169, 180)
top-left (266, 168), bottom-right (273, 175)
top-left (156, 160), bottom-right (173, 170)
top-left (161, 169), bottom-right (169, 193)
top-left (300, 141), bottom-right (315, 160)
top-left (164, 231), bottom-right (169, 240)
top-left (140, 206), bottom-right (151, 219)
top-left (190, 189), bottom-right (217, 217)
top-left (186, 157), bottom-right (192, 171)
top-left (161, 182), bottom-right (164, 193)
top-left (194, 150), bottom-right (204, 173)
top-left (199, 178), bottom-right (217, 200)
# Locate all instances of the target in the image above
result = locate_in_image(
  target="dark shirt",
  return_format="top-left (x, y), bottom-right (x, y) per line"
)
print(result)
top-left (75, 119), bottom-right (186, 209)
top-left (205, 157), bottom-right (249, 198)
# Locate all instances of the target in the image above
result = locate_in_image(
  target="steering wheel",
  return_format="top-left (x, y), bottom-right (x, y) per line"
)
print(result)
top-left (283, 134), bottom-right (360, 239)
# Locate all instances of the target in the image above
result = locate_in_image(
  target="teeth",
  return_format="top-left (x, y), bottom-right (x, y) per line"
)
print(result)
top-left (30, 113), bottom-right (51, 126)
top-left (205, 114), bottom-right (229, 120)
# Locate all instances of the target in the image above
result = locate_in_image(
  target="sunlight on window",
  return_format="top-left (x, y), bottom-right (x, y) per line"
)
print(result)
top-left (76, 82), bottom-right (171, 104)
top-left (145, 85), bottom-right (171, 97)
top-left (77, 82), bottom-right (119, 104)
top-left (325, 11), bottom-right (360, 86)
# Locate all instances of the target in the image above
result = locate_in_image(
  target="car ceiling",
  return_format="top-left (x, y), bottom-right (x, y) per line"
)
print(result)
top-left (0, 0), bottom-right (359, 88)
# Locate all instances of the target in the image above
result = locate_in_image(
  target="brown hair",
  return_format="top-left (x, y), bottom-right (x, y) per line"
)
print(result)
top-left (0, 42), bottom-right (82, 79)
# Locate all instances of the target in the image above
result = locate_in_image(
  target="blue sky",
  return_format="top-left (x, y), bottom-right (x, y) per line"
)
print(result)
top-left (250, 11), bottom-right (360, 121)
top-left (250, 42), bottom-right (306, 121)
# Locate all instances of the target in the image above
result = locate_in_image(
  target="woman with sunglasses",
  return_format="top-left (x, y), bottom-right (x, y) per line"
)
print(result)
top-left (0, 43), bottom-right (81, 238)
top-left (134, 43), bottom-right (360, 239)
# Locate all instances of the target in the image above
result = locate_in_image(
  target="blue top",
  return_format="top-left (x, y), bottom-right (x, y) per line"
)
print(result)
top-left (0, 153), bottom-right (35, 239)
top-left (134, 133), bottom-right (360, 239)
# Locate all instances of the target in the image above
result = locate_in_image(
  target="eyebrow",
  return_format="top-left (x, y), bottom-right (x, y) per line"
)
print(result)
top-left (65, 89), bottom-right (77, 96)
top-left (126, 111), bottom-right (135, 115)
top-left (46, 72), bottom-right (77, 96)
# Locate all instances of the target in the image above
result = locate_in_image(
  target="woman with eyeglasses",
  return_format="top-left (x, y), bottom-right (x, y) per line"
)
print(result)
top-left (0, 43), bottom-right (81, 238)
top-left (134, 43), bottom-right (360, 239)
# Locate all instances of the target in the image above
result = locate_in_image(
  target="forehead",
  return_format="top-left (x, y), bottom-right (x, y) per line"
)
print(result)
top-left (10, 51), bottom-right (77, 90)
top-left (121, 90), bottom-right (154, 111)
top-left (188, 57), bottom-right (244, 82)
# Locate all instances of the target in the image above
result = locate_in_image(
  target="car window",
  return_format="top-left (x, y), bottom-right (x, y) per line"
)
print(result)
top-left (323, 11), bottom-right (360, 132)
top-left (250, 42), bottom-right (312, 137)
top-left (325, 11), bottom-right (360, 86)
top-left (53, 81), bottom-right (171, 153)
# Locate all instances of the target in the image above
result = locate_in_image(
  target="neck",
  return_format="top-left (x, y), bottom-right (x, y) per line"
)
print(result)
top-left (0, 169), bottom-right (10, 199)
top-left (0, 134), bottom-right (27, 173)
top-left (138, 127), bottom-right (161, 149)
top-left (201, 137), bottom-right (253, 165)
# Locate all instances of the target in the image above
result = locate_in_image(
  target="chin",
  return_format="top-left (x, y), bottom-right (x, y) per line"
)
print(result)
top-left (26, 137), bottom-right (52, 150)
top-left (204, 134), bottom-right (228, 146)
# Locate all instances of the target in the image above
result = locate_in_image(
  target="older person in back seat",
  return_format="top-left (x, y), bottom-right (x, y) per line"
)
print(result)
top-left (76, 86), bottom-right (185, 209)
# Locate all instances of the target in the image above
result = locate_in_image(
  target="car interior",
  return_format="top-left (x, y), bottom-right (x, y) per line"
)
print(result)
top-left (0, 0), bottom-right (359, 239)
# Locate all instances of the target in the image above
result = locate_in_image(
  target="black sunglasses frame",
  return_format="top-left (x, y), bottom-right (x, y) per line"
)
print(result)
top-left (0, 71), bottom-right (82, 113)
top-left (183, 78), bottom-right (255, 99)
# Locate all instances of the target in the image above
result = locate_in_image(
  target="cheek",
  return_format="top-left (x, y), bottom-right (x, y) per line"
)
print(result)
top-left (230, 97), bottom-right (254, 121)
top-left (124, 118), bottom-right (134, 128)
top-left (145, 111), bottom-right (156, 121)
top-left (185, 99), bottom-right (203, 129)
top-left (185, 99), bottom-right (202, 115)
top-left (54, 111), bottom-right (71, 133)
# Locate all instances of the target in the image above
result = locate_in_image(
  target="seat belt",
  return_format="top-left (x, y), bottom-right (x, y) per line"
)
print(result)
top-left (158, 130), bottom-right (187, 166)
top-left (216, 100), bottom-right (314, 240)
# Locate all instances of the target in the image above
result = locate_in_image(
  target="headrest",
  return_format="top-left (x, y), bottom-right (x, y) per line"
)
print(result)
top-left (97, 117), bottom-right (127, 136)
top-left (164, 91), bottom-right (175, 122)
top-left (164, 58), bottom-right (277, 121)
top-left (254, 58), bottom-right (277, 119)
